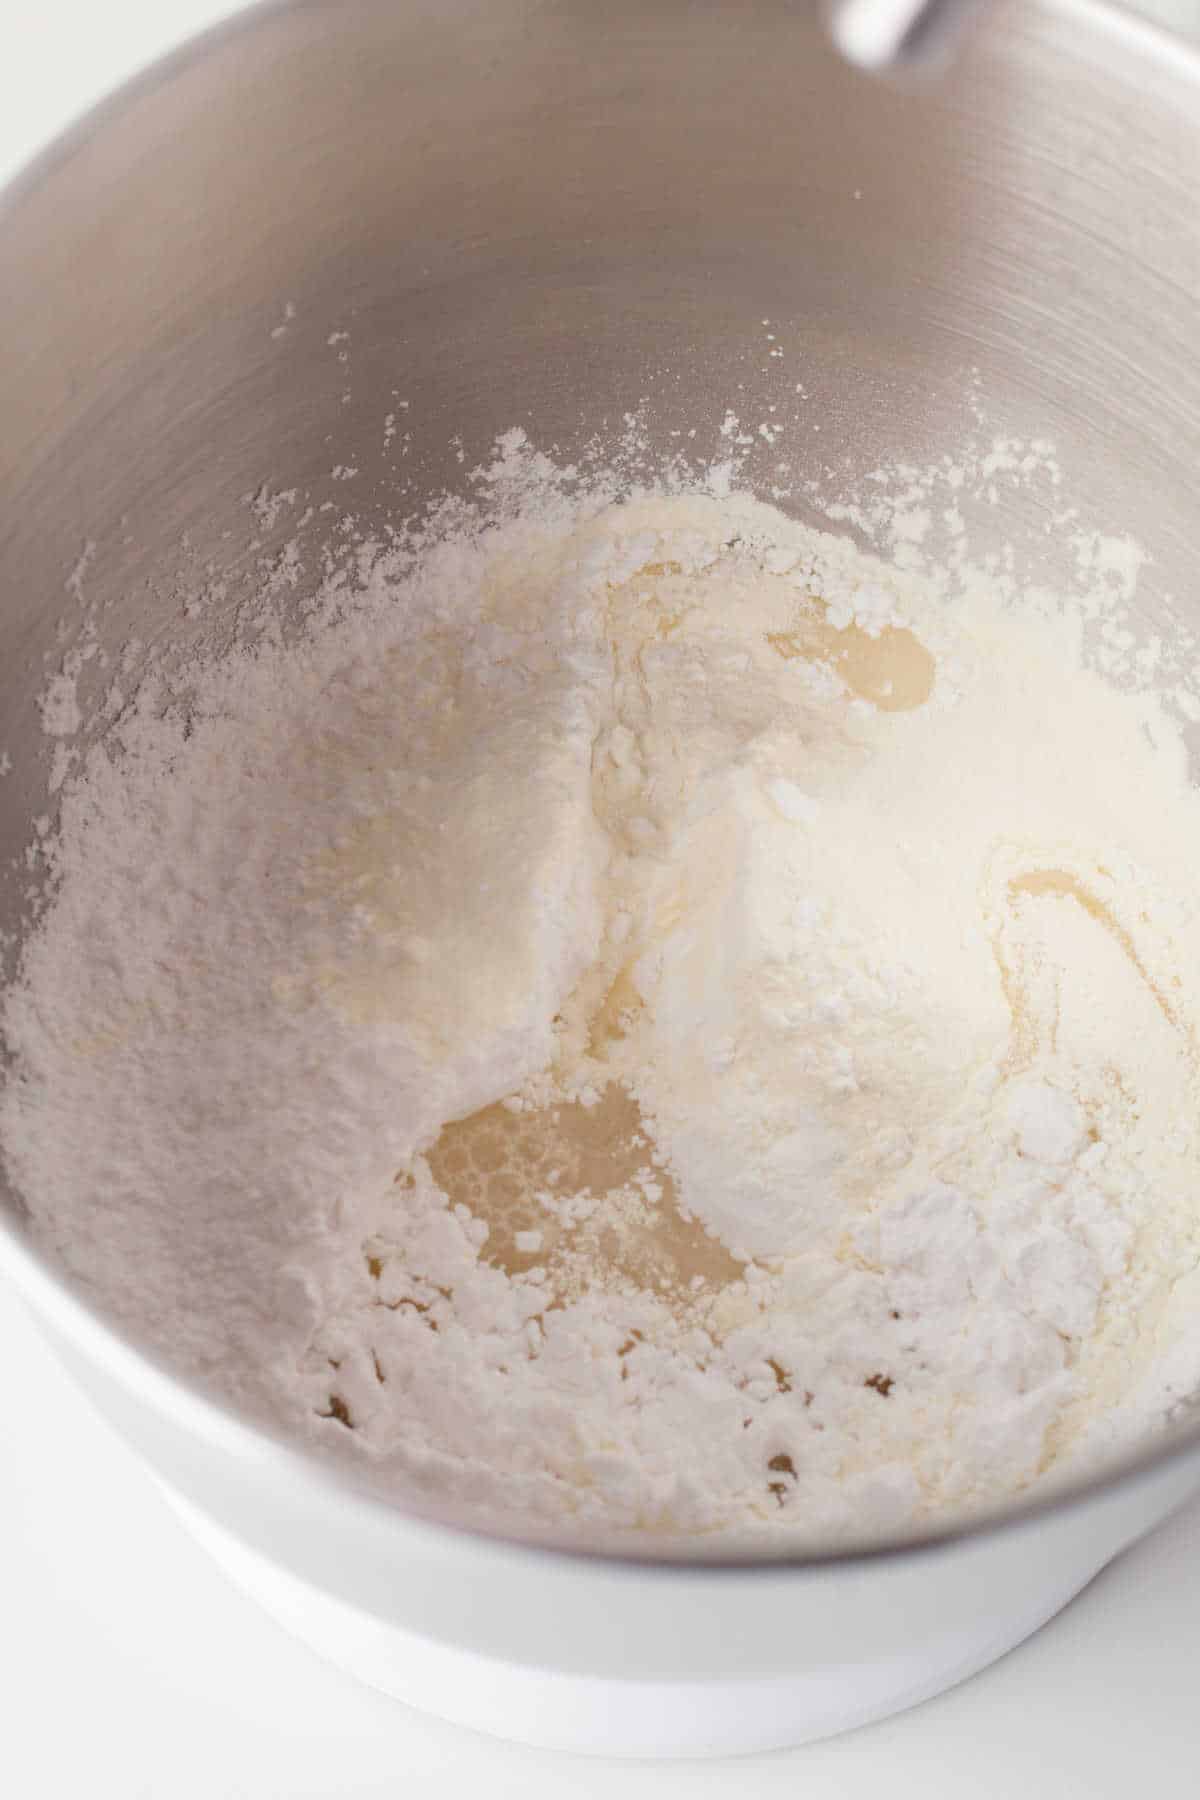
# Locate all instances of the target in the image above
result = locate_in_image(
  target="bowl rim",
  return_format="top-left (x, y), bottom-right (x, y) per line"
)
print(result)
top-left (3, 0), bottom-right (1200, 1577)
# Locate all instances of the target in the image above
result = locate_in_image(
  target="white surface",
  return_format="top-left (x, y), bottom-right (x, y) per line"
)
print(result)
top-left (0, 0), bottom-right (243, 192)
top-left (4, 1), bottom-right (1200, 1793)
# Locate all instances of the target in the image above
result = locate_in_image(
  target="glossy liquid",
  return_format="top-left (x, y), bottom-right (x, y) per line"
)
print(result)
top-left (426, 1083), bottom-right (743, 1303)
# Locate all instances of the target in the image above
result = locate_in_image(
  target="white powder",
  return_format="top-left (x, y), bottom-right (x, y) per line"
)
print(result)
top-left (7, 441), bottom-right (1200, 1547)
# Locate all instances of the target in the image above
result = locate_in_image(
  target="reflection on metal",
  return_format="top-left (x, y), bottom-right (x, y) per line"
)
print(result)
top-left (826, 0), bottom-right (990, 74)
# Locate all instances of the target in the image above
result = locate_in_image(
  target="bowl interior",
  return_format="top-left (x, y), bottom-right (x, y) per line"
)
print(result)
top-left (2, 0), bottom-right (1200, 1551)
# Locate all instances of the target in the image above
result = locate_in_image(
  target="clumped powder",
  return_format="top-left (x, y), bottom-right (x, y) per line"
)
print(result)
top-left (6, 433), bottom-right (1200, 1546)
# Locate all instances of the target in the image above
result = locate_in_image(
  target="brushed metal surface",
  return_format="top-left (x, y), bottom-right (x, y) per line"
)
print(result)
top-left (0, 0), bottom-right (1198, 1554)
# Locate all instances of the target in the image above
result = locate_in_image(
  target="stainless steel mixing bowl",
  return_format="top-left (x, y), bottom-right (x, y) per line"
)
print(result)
top-left (2, 0), bottom-right (1200, 1756)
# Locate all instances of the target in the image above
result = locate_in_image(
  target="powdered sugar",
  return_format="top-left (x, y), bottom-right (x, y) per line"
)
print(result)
top-left (6, 434), bottom-right (1200, 1547)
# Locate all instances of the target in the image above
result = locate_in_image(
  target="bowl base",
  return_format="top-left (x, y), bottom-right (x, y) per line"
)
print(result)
top-left (157, 1481), bottom-right (1100, 1758)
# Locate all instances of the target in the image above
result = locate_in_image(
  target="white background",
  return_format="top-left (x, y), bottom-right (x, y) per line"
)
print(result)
top-left (4, 3), bottom-right (1200, 1795)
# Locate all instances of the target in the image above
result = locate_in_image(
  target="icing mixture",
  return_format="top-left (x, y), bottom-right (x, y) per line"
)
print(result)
top-left (6, 435), bottom-right (1200, 1545)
